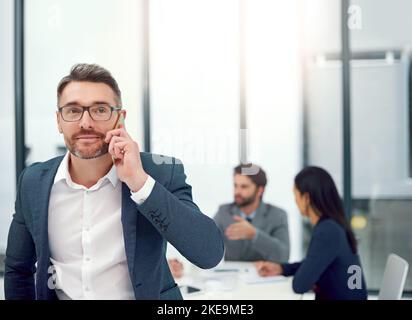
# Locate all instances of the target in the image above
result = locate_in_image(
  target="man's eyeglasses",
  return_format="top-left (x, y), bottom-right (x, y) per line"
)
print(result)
top-left (58, 104), bottom-right (121, 122)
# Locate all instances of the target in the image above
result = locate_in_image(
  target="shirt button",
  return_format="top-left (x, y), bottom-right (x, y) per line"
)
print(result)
top-left (85, 287), bottom-right (90, 292)
top-left (85, 257), bottom-right (91, 262)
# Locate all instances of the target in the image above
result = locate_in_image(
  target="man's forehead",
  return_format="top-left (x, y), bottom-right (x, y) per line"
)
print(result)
top-left (59, 81), bottom-right (116, 105)
top-left (234, 174), bottom-right (254, 185)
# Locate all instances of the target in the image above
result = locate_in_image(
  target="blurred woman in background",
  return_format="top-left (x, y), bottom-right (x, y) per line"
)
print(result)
top-left (255, 166), bottom-right (367, 300)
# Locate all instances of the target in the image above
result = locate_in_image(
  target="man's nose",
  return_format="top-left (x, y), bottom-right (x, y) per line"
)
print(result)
top-left (79, 109), bottom-right (94, 129)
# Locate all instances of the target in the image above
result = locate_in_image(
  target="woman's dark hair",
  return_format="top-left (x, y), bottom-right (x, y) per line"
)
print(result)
top-left (294, 166), bottom-right (357, 253)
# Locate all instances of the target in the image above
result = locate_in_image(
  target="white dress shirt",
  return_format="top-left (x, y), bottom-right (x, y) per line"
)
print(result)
top-left (48, 152), bottom-right (155, 300)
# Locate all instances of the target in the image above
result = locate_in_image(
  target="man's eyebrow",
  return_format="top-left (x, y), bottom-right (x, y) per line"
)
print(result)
top-left (60, 102), bottom-right (81, 108)
top-left (60, 101), bottom-right (112, 107)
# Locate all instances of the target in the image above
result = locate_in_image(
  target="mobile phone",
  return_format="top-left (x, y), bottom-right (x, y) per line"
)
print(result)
top-left (111, 112), bottom-right (125, 162)
top-left (113, 112), bottom-right (125, 130)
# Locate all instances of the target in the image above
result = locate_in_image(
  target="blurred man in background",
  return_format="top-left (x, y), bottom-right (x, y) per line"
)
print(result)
top-left (213, 164), bottom-right (290, 263)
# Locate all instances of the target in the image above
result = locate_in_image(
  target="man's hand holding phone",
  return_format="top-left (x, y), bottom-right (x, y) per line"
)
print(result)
top-left (104, 113), bottom-right (148, 192)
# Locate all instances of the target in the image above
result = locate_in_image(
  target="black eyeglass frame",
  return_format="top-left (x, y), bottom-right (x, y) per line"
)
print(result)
top-left (57, 105), bottom-right (122, 122)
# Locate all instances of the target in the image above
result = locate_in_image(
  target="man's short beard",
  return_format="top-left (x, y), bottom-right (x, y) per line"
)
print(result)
top-left (64, 129), bottom-right (109, 160)
top-left (68, 141), bottom-right (109, 160)
top-left (235, 189), bottom-right (260, 208)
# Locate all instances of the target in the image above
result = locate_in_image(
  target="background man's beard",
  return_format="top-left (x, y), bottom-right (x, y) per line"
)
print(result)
top-left (235, 191), bottom-right (259, 208)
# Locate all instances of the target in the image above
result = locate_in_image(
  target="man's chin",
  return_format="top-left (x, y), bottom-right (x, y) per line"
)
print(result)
top-left (235, 199), bottom-right (255, 208)
top-left (68, 141), bottom-right (109, 160)
top-left (70, 148), bottom-right (108, 160)
top-left (235, 200), bottom-right (245, 207)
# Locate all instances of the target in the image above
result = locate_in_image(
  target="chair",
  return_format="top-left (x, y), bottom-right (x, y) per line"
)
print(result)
top-left (378, 253), bottom-right (409, 300)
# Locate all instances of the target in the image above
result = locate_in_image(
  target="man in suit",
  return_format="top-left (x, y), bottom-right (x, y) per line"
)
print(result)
top-left (4, 63), bottom-right (224, 300)
top-left (213, 164), bottom-right (289, 263)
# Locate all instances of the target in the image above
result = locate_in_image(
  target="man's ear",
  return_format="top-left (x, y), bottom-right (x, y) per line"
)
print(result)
top-left (56, 111), bottom-right (63, 133)
top-left (258, 186), bottom-right (265, 198)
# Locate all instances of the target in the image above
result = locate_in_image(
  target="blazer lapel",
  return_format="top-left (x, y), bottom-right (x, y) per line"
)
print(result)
top-left (251, 202), bottom-right (268, 228)
top-left (34, 157), bottom-right (63, 258)
top-left (121, 182), bottom-right (165, 299)
top-left (121, 183), bottom-right (138, 283)
top-left (32, 156), bottom-right (63, 299)
top-left (230, 203), bottom-right (241, 218)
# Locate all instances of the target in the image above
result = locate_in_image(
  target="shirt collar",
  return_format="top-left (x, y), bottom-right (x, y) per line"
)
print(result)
top-left (105, 163), bottom-right (119, 188)
top-left (239, 210), bottom-right (256, 220)
top-left (54, 151), bottom-right (119, 189)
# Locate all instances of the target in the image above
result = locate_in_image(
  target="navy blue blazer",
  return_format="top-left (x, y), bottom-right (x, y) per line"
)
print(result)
top-left (282, 218), bottom-right (367, 300)
top-left (4, 152), bottom-right (224, 300)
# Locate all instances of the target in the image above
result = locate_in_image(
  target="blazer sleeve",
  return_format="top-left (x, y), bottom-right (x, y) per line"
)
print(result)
top-left (287, 222), bottom-right (342, 294)
top-left (249, 210), bottom-right (290, 263)
top-left (135, 159), bottom-right (225, 269)
top-left (4, 168), bottom-right (37, 300)
top-left (281, 262), bottom-right (302, 276)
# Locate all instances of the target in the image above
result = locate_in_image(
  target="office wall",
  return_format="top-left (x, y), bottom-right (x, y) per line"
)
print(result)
top-left (304, 0), bottom-right (412, 54)
top-left (303, 0), bottom-right (412, 290)
top-left (151, 0), bottom-right (303, 261)
top-left (304, 0), bottom-right (412, 197)
top-left (306, 57), bottom-right (410, 198)
top-left (150, 0), bottom-right (240, 219)
top-left (0, 0), bottom-right (16, 253)
top-left (245, 0), bottom-right (303, 261)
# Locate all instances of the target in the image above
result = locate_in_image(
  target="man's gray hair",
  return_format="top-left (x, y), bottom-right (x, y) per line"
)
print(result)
top-left (57, 63), bottom-right (122, 106)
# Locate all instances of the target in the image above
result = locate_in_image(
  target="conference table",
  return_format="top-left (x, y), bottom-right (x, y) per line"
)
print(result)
top-left (176, 261), bottom-right (311, 300)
